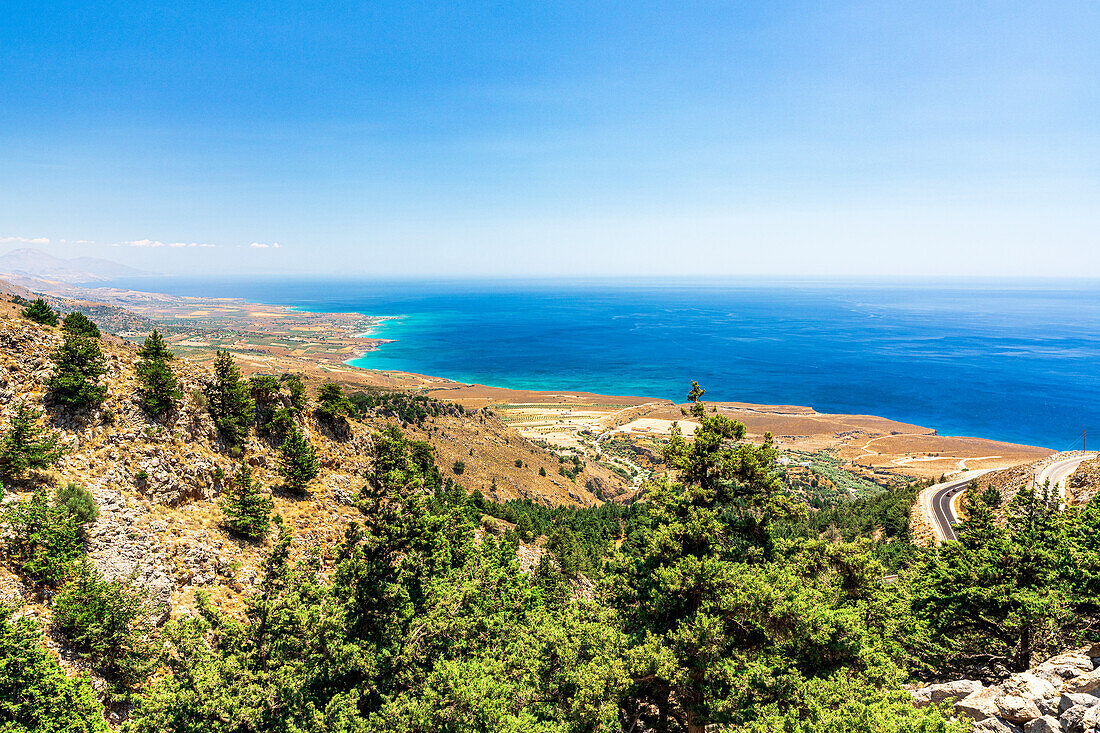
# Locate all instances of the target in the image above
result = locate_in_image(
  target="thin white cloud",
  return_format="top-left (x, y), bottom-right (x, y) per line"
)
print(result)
top-left (0, 235), bottom-right (50, 245)
top-left (60, 239), bottom-right (95, 245)
top-left (113, 239), bottom-right (215, 248)
top-left (249, 242), bottom-right (281, 249)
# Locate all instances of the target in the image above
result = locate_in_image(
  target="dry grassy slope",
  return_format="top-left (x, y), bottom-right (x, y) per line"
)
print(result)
top-left (0, 300), bottom-right (603, 623)
top-left (407, 412), bottom-right (622, 505)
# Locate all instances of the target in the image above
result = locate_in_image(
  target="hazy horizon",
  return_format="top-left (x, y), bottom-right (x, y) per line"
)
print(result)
top-left (2, 2), bottom-right (1097, 278)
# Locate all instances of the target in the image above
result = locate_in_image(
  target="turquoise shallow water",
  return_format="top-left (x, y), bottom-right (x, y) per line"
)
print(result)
top-left (102, 277), bottom-right (1100, 449)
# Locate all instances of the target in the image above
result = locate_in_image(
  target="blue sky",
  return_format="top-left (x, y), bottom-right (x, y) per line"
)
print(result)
top-left (1, 1), bottom-right (1097, 277)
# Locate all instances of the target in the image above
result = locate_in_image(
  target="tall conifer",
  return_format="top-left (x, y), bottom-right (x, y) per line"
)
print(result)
top-left (136, 329), bottom-right (180, 416)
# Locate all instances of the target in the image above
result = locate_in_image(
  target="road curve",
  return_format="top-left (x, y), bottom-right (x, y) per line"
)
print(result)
top-left (925, 473), bottom-right (988, 542)
top-left (1036, 452), bottom-right (1098, 505)
top-left (924, 453), bottom-right (1098, 542)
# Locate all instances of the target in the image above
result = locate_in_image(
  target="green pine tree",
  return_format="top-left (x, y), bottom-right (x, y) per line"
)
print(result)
top-left (221, 462), bottom-right (274, 539)
top-left (47, 332), bottom-right (107, 407)
top-left (314, 382), bottom-right (353, 426)
top-left (61, 311), bottom-right (100, 338)
top-left (2, 488), bottom-right (83, 587)
top-left (135, 330), bottom-right (181, 416)
top-left (277, 428), bottom-right (319, 494)
top-left (912, 480), bottom-right (1071, 674)
top-left (0, 608), bottom-right (107, 732)
top-left (21, 298), bottom-right (58, 326)
top-left (282, 373), bottom-right (307, 413)
top-left (607, 382), bottom-right (815, 732)
top-left (0, 400), bottom-right (63, 483)
top-left (204, 350), bottom-right (255, 446)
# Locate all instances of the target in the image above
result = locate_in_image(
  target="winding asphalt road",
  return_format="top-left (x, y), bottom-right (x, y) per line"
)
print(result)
top-left (924, 453), bottom-right (1098, 542)
top-left (1036, 452), bottom-right (1098, 505)
top-left (926, 473), bottom-right (987, 542)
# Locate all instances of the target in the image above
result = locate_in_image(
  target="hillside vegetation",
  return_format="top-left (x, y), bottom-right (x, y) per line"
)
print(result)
top-left (4, 300), bottom-right (1100, 732)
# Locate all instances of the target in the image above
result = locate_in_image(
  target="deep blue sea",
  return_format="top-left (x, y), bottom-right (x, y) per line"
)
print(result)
top-left (102, 278), bottom-right (1100, 449)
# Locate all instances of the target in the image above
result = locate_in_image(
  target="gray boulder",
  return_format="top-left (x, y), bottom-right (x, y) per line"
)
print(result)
top-left (1066, 670), bottom-right (1100, 696)
top-left (911, 680), bottom-right (983, 708)
top-left (1059, 702), bottom-right (1100, 733)
top-left (972, 718), bottom-right (1024, 733)
top-left (1061, 694), bottom-right (1100, 715)
top-left (1024, 716), bottom-right (1063, 732)
top-left (958, 674), bottom-right (1059, 725)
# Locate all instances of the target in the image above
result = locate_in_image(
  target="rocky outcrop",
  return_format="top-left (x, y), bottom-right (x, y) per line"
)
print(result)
top-left (911, 647), bottom-right (1100, 732)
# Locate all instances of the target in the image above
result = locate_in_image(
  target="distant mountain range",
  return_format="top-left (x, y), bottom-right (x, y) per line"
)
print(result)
top-left (0, 247), bottom-right (149, 284)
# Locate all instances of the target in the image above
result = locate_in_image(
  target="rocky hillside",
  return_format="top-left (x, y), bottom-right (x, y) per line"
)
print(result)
top-left (910, 646), bottom-right (1100, 732)
top-left (0, 300), bottom-right (605, 625)
top-left (1068, 458), bottom-right (1100, 505)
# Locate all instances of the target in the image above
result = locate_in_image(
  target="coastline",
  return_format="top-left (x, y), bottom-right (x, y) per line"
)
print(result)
top-left (11, 274), bottom-right (1056, 479)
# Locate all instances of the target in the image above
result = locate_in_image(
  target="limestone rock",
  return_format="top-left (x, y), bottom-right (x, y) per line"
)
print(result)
top-left (1035, 652), bottom-right (1095, 687)
top-left (1058, 702), bottom-right (1100, 733)
top-left (1066, 670), bottom-right (1100, 696)
top-left (911, 680), bottom-right (983, 708)
top-left (1025, 716), bottom-right (1063, 732)
top-left (1060, 694), bottom-right (1100, 715)
top-left (957, 674), bottom-right (1058, 725)
top-left (972, 718), bottom-right (1024, 733)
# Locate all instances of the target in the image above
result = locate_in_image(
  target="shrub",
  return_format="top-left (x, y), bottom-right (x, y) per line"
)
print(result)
top-left (282, 373), bottom-right (307, 413)
top-left (21, 298), bottom-right (58, 326)
top-left (452, 460), bottom-right (466, 475)
top-left (2, 489), bottom-right (82, 586)
top-left (61, 311), bottom-right (100, 338)
top-left (55, 482), bottom-right (98, 526)
top-left (0, 607), bottom-right (107, 732)
top-left (248, 374), bottom-right (281, 403)
top-left (48, 332), bottom-right (107, 407)
top-left (348, 389), bottom-right (452, 426)
top-left (277, 428), bottom-right (319, 494)
top-left (51, 560), bottom-right (158, 684)
top-left (250, 375), bottom-right (293, 439)
top-left (314, 382), bottom-right (354, 426)
top-left (539, 466), bottom-right (547, 477)
top-left (0, 400), bottom-right (63, 483)
top-left (222, 462), bottom-right (274, 539)
top-left (205, 351), bottom-right (255, 446)
top-left (267, 405), bottom-right (296, 440)
top-left (515, 459), bottom-right (523, 468)
top-left (136, 329), bottom-right (180, 417)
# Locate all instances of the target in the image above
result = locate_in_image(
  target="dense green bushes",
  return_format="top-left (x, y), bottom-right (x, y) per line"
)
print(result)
top-left (2, 489), bottom-right (83, 587)
top-left (909, 479), bottom-right (1100, 678)
top-left (52, 560), bottom-right (158, 688)
top-left (0, 400), bottom-right (62, 484)
top-left (1, 482), bottom-right (156, 703)
top-left (121, 388), bottom-right (961, 732)
top-left (0, 608), bottom-right (107, 733)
